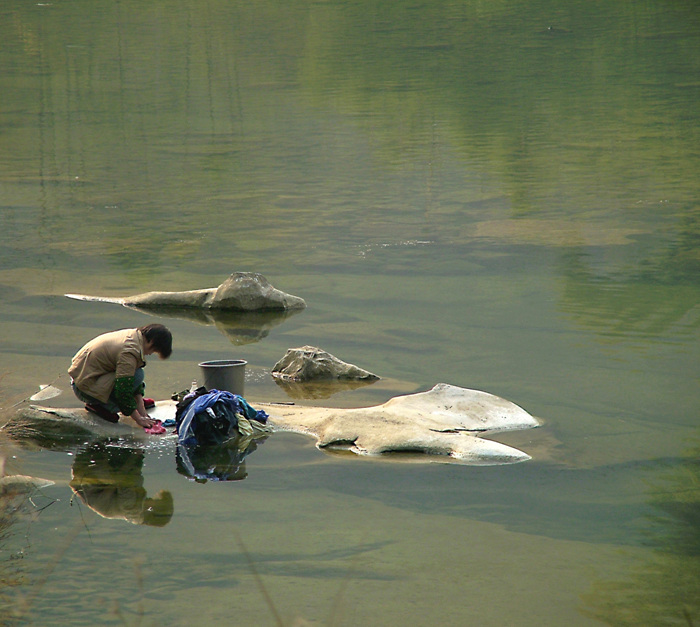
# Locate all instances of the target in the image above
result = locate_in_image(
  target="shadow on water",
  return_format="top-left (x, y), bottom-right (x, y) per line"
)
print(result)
top-left (278, 454), bottom-right (694, 548)
top-left (582, 437), bottom-right (700, 625)
top-left (558, 243), bottom-right (700, 340)
top-left (193, 540), bottom-right (398, 582)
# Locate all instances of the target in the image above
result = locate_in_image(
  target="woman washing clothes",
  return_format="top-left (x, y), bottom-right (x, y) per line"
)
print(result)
top-left (69, 324), bottom-right (173, 429)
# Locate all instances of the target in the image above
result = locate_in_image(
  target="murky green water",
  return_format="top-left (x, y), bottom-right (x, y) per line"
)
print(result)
top-left (1, 0), bottom-right (698, 624)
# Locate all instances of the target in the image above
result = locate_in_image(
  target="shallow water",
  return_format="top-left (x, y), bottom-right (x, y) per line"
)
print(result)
top-left (1, 0), bottom-right (699, 625)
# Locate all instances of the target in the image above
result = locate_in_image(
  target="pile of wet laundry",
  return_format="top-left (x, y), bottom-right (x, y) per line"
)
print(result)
top-left (143, 387), bottom-right (271, 444)
top-left (171, 387), bottom-right (272, 482)
top-left (174, 387), bottom-right (271, 446)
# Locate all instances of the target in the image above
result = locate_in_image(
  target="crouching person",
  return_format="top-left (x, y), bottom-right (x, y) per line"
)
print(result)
top-left (69, 324), bottom-right (173, 429)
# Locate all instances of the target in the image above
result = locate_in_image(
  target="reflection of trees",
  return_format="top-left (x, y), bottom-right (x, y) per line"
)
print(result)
top-left (298, 0), bottom-right (700, 208)
top-left (637, 206), bottom-right (700, 287)
top-left (583, 438), bottom-right (700, 625)
top-left (557, 244), bottom-right (699, 339)
top-left (4, 0), bottom-right (698, 225)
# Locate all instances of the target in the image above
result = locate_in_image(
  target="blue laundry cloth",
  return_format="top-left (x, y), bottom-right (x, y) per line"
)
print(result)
top-left (177, 389), bottom-right (268, 445)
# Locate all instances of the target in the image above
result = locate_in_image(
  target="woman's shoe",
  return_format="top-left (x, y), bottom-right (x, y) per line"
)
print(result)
top-left (85, 404), bottom-right (120, 423)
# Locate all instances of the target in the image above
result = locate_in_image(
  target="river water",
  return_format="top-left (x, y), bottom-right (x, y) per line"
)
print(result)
top-left (1, 0), bottom-right (698, 625)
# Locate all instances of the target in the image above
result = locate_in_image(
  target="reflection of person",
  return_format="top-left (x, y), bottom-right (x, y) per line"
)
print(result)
top-left (69, 440), bottom-right (173, 526)
top-left (69, 324), bottom-right (172, 429)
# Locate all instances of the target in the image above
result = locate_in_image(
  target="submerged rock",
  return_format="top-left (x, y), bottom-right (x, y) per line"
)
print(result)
top-left (66, 272), bottom-right (306, 312)
top-left (271, 346), bottom-right (380, 382)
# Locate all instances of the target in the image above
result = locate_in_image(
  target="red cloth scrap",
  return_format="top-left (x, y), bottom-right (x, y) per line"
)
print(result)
top-left (145, 420), bottom-right (166, 435)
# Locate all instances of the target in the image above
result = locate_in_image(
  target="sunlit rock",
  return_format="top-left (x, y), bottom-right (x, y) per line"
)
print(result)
top-left (65, 272), bottom-right (306, 312)
top-left (271, 346), bottom-right (380, 382)
top-left (263, 383), bottom-right (539, 465)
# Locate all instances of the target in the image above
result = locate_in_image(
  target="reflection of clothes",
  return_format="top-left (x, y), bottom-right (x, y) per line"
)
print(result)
top-left (69, 441), bottom-right (173, 526)
top-left (68, 328), bottom-right (148, 414)
top-left (176, 438), bottom-right (263, 482)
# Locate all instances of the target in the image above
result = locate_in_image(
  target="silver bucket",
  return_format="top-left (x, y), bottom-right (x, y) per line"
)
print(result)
top-left (198, 359), bottom-right (247, 396)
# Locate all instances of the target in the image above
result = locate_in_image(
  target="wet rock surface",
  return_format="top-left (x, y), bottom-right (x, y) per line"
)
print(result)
top-left (66, 272), bottom-right (307, 312)
top-left (263, 383), bottom-right (539, 464)
top-left (271, 346), bottom-right (380, 382)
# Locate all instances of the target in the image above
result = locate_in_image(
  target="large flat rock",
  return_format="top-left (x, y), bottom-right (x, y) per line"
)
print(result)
top-left (262, 383), bottom-right (539, 465)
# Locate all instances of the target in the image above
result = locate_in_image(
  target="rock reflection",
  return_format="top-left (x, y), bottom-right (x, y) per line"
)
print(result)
top-left (583, 438), bottom-right (700, 625)
top-left (69, 440), bottom-right (174, 527)
top-left (125, 305), bottom-right (301, 345)
top-left (273, 377), bottom-right (378, 400)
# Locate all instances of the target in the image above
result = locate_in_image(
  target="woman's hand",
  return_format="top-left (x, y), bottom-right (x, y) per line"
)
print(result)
top-left (131, 411), bottom-right (155, 429)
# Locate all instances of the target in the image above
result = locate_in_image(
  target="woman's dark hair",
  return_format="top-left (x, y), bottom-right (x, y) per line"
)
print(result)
top-left (138, 324), bottom-right (173, 358)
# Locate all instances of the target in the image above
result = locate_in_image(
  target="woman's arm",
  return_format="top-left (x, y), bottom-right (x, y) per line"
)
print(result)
top-left (113, 376), bottom-right (139, 416)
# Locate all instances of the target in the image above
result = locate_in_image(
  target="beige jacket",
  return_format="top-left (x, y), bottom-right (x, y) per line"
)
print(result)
top-left (69, 328), bottom-right (147, 402)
